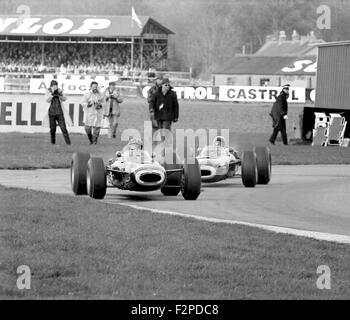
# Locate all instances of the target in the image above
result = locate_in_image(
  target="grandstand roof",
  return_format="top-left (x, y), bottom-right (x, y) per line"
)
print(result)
top-left (214, 56), bottom-right (317, 76)
top-left (0, 15), bottom-right (174, 38)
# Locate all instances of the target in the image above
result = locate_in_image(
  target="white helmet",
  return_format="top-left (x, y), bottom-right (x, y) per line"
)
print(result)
top-left (213, 136), bottom-right (226, 147)
top-left (128, 138), bottom-right (143, 150)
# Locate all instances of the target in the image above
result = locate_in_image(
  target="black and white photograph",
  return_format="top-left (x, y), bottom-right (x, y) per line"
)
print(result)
top-left (1, 0), bottom-right (350, 306)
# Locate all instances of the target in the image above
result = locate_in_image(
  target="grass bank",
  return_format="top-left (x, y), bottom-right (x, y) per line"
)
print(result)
top-left (1, 185), bottom-right (350, 299)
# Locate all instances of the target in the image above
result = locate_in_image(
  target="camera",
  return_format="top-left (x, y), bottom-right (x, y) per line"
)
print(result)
top-left (52, 89), bottom-right (62, 97)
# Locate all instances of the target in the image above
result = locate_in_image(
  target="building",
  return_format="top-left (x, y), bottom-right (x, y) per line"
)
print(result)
top-left (212, 30), bottom-right (323, 89)
top-left (0, 15), bottom-right (174, 71)
top-left (294, 40), bottom-right (350, 141)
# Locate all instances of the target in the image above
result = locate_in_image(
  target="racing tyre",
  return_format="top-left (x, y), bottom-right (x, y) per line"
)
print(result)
top-left (241, 150), bottom-right (257, 188)
top-left (254, 146), bottom-right (272, 184)
top-left (180, 158), bottom-right (201, 200)
top-left (71, 152), bottom-right (91, 195)
top-left (86, 157), bottom-right (107, 199)
top-left (161, 186), bottom-right (181, 196)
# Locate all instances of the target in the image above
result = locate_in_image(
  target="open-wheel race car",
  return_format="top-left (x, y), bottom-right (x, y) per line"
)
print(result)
top-left (196, 136), bottom-right (272, 188)
top-left (70, 140), bottom-right (202, 200)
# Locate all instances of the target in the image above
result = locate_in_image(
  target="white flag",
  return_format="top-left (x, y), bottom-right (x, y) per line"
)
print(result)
top-left (131, 7), bottom-right (142, 29)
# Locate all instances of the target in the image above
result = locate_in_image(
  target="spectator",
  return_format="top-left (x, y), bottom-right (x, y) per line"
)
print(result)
top-left (147, 76), bottom-right (163, 134)
top-left (150, 77), bottom-right (179, 131)
top-left (82, 81), bottom-right (105, 144)
top-left (269, 84), bottom-right (290, 145)
top-left (44, 80), bottom-right (72, 145)
top-left (103, 81), bottom-right (123, 139)
top-left (0, 42), bottom-right (168, 74)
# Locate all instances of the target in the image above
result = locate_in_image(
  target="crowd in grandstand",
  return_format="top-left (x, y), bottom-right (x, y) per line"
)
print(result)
top-left (0, 42), bottom-right (167, 74)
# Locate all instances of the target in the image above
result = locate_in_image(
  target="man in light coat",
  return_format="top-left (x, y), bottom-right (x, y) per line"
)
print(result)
top-left (103, 81), bottom-right (123, 139)
top-left (82, 81), bottom-right (105, 144)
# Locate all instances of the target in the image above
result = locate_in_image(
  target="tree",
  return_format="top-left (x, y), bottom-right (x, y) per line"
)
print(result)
top-left (3, 0), bottom-right (350, 76)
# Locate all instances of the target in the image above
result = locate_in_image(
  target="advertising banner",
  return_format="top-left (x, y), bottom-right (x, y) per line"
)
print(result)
top-left (0, 77), bottom-right (4, 92)
top-left (0, 16), bottom-right (144, 37)
top-left (141, 85), bottom-right (218, 101)
top-left (218, 86), bottom-right (306, 103)
top-left (30, 78), bottom-right (110, 95)
top-left (0, 94), bottom-right (86, 133)
top-left (142, 85), bottom-right (306, 103)
top-left (30, 78), bottom-right (138, 97)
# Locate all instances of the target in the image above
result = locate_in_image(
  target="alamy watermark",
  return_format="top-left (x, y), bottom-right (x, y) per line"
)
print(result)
top-left (317, 5), bottom-right (331, 30)
top-left (316, 265), bottom-right (331, 290)
top-left (16, 265), bottom-right (31, 290)
top-left (121, 121), bottom-right (230, 164)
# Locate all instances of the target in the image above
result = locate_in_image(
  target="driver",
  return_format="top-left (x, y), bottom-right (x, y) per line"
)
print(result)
top-left (213, 136), bottom-right (240, 160)
top-left (127, 138), bottom-right (143, 151)
top-left (109, 138), bottom-right (144, 167)
top-left (213, 136), bottom-right (226, 148)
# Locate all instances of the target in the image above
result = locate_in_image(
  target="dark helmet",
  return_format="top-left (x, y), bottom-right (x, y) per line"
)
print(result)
top-left (213, 136), bottom-right (226, 147)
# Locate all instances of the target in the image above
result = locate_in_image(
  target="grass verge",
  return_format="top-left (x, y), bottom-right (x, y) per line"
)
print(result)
top-left (1, 131), bottom-right (350, 169)
top-left (1, 185), bottom-right (350, 299)
top-left (1, 100), bottom-right (350, 168)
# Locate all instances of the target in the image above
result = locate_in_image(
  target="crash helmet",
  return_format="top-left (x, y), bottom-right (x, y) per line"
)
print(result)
top-left (128, 138), bottom-right (143, 150)
top-left (213, 136), bottom-right (226, 148)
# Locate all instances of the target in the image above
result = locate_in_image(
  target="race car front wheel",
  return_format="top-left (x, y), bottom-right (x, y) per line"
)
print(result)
top-left (241, 150), bottom-right (257, 188)
top-left (86, 157), bottom-right (107, 200)
top-left (180, 158), bottom-right (201, 200)
top-left (71, 152), bottom-right (91, 195)
top-left (254, 146), bottom-right (272, 184)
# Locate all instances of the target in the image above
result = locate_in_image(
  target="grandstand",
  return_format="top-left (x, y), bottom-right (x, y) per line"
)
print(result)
top-left (0, 15), bottom-right (191, 92)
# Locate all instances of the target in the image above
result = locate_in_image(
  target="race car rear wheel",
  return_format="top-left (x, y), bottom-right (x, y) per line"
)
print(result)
top-left (71, 152), bottom-right (91, 195)
top-left (180, 158), bottom-right (201, 200)
top-left (241, 150), bottom-right (257, 188)
top-left (254, 146), bottom-right (272, 184)
top-left (86, 157), bottom-right (107, 199)
top-left (161, 186), bottom-right (181, 196)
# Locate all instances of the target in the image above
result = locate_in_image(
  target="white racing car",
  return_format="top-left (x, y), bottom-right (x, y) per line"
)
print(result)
top-left (196, 136), bottom-right (271, 187)
top-left (70, 139), bottom-right (202, 200)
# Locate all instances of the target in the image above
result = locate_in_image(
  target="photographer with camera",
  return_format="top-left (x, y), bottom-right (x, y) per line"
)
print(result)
top-left (82, 81), bottom-right (105, 144)
top-left (103, 81), bottom-right (123, 139)
top-left (44, 80), bottom-right (71, 145)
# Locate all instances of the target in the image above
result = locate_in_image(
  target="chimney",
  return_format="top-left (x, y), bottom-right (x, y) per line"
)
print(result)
top-left (279, 30), bottom-right (287, 43)
top-left (309, 30), bottom-right (317, 43)
top-left (292, 30), bottom-right (300, 42)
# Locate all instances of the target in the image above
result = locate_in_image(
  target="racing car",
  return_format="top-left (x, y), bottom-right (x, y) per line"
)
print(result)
top-left (196, 136), bottom-right (271, 187)
top-left (71, 139), bottom-right (202, 200)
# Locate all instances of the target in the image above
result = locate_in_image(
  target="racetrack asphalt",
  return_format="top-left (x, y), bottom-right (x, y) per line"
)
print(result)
top-left (1, 165), bottom-right (350, 242)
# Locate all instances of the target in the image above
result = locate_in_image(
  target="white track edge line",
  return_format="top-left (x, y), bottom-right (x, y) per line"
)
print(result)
top-left (108, 201), bottom-right (350, 245)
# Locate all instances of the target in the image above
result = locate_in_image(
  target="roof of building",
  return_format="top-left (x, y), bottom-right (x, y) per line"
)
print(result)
top-left (0, 15), bottom-right (174, 38)
top-left (254, 31), bottom-right (324, 57)
top-left (317, 40), bottom-right (350, 47)
top-left (214, 56), bottom-right (317, 75)
top-left (255, 41), bottom-right (319, 56)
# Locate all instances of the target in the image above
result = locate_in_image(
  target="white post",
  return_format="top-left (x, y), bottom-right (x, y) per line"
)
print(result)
top-left (131, 36), bottom-right (134, 72)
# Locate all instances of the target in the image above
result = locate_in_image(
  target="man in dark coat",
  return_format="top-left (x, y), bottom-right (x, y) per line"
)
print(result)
top-left (45, 80), bottom-right (71, 145)
top-left (269, 84), bottom-right (290, 145)
top-left (147, 76), bottom-right (163, 132)
top-left (150, 78), bottom-right (179, 131)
